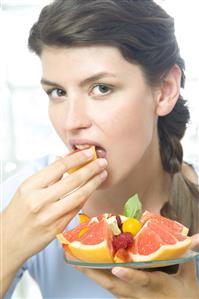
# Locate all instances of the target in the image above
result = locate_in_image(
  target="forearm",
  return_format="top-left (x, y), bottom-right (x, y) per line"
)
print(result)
top-left (0, 258), bottom-right (20, 298)
top-left (0, 211), bottom-right (24, 298)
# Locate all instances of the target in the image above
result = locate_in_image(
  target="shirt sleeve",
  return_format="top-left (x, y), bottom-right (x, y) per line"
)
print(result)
top-left (3, 264), bottom-right (29, 299)
top-left (185, 159), bottom-right (199, 281)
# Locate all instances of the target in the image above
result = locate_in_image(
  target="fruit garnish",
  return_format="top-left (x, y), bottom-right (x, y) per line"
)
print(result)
top-left (79, 213), bottom-right (90, 223)
top-left (122, 218), bottom-right (142, 236)
top-left (106, 216), bottom-right (121, 236)
top-left (112, 232), bottom-right (134, 253)
top-left (67, 146), bottom-right (97, 174)
top-left (123, 193), bottom-right (142, 219)
top-left (116, 215), bottom-right (122, 230)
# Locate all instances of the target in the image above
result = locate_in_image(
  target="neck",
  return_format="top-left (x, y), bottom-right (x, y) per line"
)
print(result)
top-left (83, 134), bottom-right (172, 217)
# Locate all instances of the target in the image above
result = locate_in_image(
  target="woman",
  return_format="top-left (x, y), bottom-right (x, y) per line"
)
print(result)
top-left (1, 0), bottom-right (199, 298)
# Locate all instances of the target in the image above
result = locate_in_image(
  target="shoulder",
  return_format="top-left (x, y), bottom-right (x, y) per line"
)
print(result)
top-left (182, 162), bottom-right (198, 184)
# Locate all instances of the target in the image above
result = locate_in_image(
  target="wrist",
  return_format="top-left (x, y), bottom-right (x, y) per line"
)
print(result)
top-left (1, 210), bottom-right (27, 274)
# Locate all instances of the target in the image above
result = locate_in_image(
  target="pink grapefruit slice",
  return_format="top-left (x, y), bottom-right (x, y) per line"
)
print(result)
top-left (63, 219), bottom-right (114, 263)
top-left (56, 220), bottom-right (90, 245)
top-left (129, 219), bottom-right (191, 262)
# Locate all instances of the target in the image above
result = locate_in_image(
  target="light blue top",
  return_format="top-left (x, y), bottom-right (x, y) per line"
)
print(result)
top-left (2, 155), bottom-right (199, 299)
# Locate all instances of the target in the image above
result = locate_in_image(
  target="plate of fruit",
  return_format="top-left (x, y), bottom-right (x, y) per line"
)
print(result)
top-left (57, 194), bottom-right (199, 269)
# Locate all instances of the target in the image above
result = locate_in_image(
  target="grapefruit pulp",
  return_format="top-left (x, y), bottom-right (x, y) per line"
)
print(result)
top-left (140, 211), bottom-right (189, 235)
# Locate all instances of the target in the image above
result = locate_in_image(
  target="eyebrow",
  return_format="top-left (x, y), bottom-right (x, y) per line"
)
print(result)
top-left (40, 72), bottom-right (117, 88)
top-left (79, 72), bottom-right (117, 87)
top-left (40, 79), bottom-right (64, 88)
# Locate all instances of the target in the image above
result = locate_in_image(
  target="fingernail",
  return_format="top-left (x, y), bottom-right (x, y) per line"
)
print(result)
top-left (100, 170), bottom-right (108, 180)
top-left (83, 148), bottom-right (93, 159)
top-left (98, 158), bottom-right (108, 167)
top-left (112, 267), bottom-right (123, 278)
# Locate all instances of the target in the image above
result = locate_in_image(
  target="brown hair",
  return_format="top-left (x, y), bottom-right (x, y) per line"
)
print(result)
top-left (28, 0), bottom-right (198, 234)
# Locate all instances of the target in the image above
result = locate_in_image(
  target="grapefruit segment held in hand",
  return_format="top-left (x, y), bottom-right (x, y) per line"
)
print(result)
top-left (67, 146), bottom-right (97, 174)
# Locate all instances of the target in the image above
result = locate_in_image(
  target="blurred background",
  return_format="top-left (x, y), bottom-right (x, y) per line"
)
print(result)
top-left (1, 0), bottom-right (199, 298)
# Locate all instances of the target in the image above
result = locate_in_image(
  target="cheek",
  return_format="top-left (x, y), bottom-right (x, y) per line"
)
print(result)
top-left (48, 105), bottom-right (66, 140)
top-left (96, 96), bottom-right (156, 179)
top-left (97, 97), bottom-right (155, 148)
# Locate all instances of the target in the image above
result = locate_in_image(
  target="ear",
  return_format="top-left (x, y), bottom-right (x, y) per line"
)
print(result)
top-left (155, 65), bottom-right (181, 116)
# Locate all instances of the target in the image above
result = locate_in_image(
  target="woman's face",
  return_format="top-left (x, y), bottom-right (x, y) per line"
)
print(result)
top-left (41, 45), bottom-right (159, 187)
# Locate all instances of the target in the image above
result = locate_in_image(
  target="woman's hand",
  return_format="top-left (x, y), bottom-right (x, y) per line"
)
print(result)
top-left (2, 148), bottom-right (108, 267)
top-left (77, 234), bottom-right (199, 299)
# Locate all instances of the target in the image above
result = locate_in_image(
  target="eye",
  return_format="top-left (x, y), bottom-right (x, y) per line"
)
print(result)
top-left (91, 84), bottom-right (112, 96)
top-left (46, 88), bottom-right (66, 101)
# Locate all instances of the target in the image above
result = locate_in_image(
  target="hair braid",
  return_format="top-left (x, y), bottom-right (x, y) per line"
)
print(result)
top-left (158, 95), bottom-right (190, 174)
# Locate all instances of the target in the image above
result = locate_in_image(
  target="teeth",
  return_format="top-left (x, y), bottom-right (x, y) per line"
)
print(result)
top-left (75, 144), bottom-right (91, 150)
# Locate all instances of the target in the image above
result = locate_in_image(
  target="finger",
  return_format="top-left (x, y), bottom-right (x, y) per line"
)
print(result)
top-left (24, 148), bottom-right (95, 189)
top-left (178, 261), bottom-right (198, 284)
top-left (52, 169), bottom-right (108, 217)
top-left (51, 207), bottom-right (80, 236)
top-left (76, 268), bottom-right (118, 293)
top-left (112, 267), bottom-right (150, 287)
top-left (45, 158), bottom-right (107, 201)
top-left (76, 267), bottom-right (137, 298)
top-left (190, 234), bottom-right (199, 250)
top-left (112, 266), bottom-right (167, 289)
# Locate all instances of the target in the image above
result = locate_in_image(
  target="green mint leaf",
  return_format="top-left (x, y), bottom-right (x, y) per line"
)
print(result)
top-left (123, 194), bottom-right (142, 219)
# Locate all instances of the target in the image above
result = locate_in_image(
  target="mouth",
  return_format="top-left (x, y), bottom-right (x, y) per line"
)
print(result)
top-left (69, 140), bottom-right (107, 159)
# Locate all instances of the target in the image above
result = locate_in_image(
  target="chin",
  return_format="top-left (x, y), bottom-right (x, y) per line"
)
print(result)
top-left (97, 174), bottom-right (118, 190)
top-left (97, 179), bottom-right (111, 190)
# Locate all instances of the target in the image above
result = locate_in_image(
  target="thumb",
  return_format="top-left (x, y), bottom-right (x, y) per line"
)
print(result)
top-left (178, 261), bottom-right (197, 283)
top-left (190, 233), bottom-right (199, 250)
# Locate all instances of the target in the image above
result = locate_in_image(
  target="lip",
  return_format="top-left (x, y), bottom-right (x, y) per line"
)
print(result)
top-left (69, 138), bottom-right (106, 153)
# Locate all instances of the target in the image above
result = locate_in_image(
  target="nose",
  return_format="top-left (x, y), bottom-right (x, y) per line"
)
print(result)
top-left (65, 97), bottom-right (92, 132)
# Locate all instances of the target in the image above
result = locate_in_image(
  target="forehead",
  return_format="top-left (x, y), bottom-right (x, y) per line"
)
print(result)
top-left (40, 45), bottom-right (145, 84)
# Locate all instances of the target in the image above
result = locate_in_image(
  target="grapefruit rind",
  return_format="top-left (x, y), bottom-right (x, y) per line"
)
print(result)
top-left (68, 240), bottom-right (114, 263)
top-left (56, 233), bottom-right (69, 245)
top-left (130, 237), bottom-right (191, 261)
top-left (67, 146), bottom-right (97, 174)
